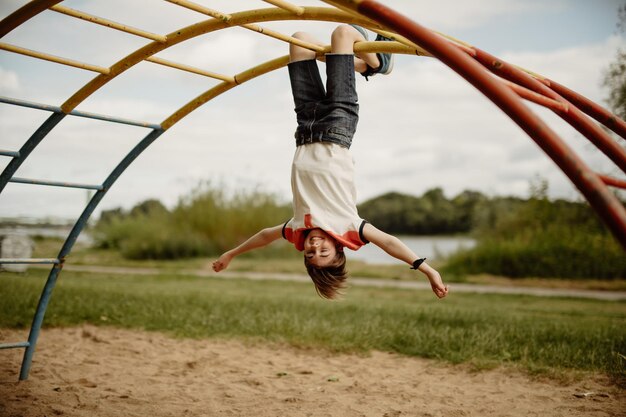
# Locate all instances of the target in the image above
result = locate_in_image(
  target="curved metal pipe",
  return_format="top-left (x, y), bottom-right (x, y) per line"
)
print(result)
top-left (0, 113), bottom-right (65, 193)
top-left (5, 2), bottom-right (626, 382)
top-left (471, 47), bottom-right (626, 173)
top-left (60, 7), bottom-right (378, 112)
top-left (350, 0), bottom-right (626, 248)
top-left (19, 128), bottom-right (164, 380)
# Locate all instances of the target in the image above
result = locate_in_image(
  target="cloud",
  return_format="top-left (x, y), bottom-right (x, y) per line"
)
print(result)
top-left (0, 0), bottom-right (622, 219)
top-left (501, 35), bottom-right (625, 100)
top-left (382, 0), bottom-right (565, 31)
top-left (349, 32), bottom-right (621, 202)
top-left (0, 67), bottom-right (20, 94)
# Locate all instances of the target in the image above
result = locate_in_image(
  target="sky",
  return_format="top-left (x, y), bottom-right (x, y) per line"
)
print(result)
top-left (0, 0), bottom-right (624, 221)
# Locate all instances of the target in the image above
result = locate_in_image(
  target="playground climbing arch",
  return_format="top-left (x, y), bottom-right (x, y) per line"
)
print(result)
top-left (0, 0), bottom-right (625, 380)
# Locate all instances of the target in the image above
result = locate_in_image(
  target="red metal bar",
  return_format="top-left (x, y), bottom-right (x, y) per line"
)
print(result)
top-left (546, 78), bottom-right (626, 139)
top-left (598, 174), bottom-right (626, 190)
top-left (501, 79), bottom-right (569, 113)
top-left (471, 47), bottom-right (626, 174)
top-left (356, 0), bottom-right (626, 249)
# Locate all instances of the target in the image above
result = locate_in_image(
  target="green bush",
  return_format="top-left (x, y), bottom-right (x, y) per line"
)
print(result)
top-left (93, 213), bottom-right (210, 260)
top-left (444, 186), bottom-right (626, 279)
top-left (93, 183), bottom-right (292, 260)
top-left (445, 234), bottom-right (626, 279)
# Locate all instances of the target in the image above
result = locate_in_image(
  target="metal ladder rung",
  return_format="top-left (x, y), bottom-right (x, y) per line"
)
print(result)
top-left (0, 258), bottom-right (60, 264)
top-left (0, 150), bottom-right (20, 157)
top-left (0, 95), bottom-right (162, 130)
top-left (0, 341), bottom-right (30, 350)
top-left (9, 177), bottom-right (104, 190)
top-left (70, 108), bottom-right (163, 130)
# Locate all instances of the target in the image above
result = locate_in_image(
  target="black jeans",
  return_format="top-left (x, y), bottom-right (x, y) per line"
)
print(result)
top-left (288, 54), bottom-right (359, 149)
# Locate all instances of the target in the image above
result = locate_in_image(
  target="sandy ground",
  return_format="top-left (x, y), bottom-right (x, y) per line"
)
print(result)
top-left (0, 326), bottom-right (623, 417)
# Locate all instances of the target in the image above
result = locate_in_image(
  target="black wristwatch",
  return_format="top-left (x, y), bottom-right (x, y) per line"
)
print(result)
top-left (410, 258), bottom-right (426, 270)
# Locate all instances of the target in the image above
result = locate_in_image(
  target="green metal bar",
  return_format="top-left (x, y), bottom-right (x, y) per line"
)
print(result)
top-left (19, 128), bottom-right (165, 381)
top-left (9, 177), bottom-right (104, 190)
top-left (19, 264), bottom-right (62, 380)
top-left (0, 96), bottom-right (161, 130)
top-left (70, 108), bottom-right (162, 130)
top-left (0, 258), bottom-right (60, 264)
top-left (0, 113), bottom-right (66, 194)
top-left (0, 150), bottom-right (20, 157)
top-left (0, 342), bottom-right (30, 350)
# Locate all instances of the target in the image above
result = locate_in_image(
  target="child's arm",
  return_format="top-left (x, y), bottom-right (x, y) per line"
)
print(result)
top-left (362, 223), bottom-right (448, 298)
top-left (212, 224), bottom-right (284, 272)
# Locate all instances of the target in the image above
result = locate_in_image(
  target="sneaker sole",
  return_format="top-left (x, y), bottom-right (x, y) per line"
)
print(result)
top-left (381, 54), bottom-right (394, 75)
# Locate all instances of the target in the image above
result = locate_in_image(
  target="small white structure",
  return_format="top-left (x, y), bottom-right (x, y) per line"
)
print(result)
top-left (1, 234), bottom-right (34, 273)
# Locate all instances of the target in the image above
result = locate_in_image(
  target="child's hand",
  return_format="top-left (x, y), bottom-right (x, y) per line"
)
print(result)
top-left (420, 265), bottom-right (448, 299)
top-left (428, 271), bottom-right (448, 299)
top-left (212, 253), bottom-right (233, 272)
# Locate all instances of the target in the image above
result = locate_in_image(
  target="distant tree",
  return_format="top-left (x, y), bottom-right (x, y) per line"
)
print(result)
top-left (95, 199), bottom-right (168, 230)
top-left (452, 190), bottom-right (487, 231)
top-left (97, 207), bottom-right (124, 225)
top-left (603, 5), bottom-right (626, 119)
top-left (358, 188), bottom-right (487, 235)
top-left (129, 199), bottom-right (169, 218)
top-left (358, 192), bottom-right (421, 234)
top-left (421, 188), bottom-right (456, 234)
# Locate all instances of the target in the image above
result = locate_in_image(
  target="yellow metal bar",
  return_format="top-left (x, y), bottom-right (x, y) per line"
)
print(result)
top-left (60, 7), bottom-right (412, 113)
top-left (162, 36), bottom-right (425, 131)
top-left (0, 42), bottom-right (110, 74)
top-left (145, 56), bottom-right (235, 83)
top-left (262, 0), bottom-right (305, 15)
top-left (354, 40), bottom-right (426, 56)
top-left (0, 0), bottom-right (62, 38)
top-left (50, 5), bottom-right (167, 43)
top-left (241, 23), bottom-right (325, 52)
top-left (164, 0), bottom-right (231, 21)
top-left (162, 55), bottom-right (290, 130)
top-left (168, 0), bottom-right (321, 52)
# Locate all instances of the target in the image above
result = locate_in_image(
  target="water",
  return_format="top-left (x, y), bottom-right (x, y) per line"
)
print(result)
top-left (0, 226), bottom-right (92, 244)
top-left (0, 226), bottom-right (474, 265)
top-left (346, 235), bottom-right (475, 265)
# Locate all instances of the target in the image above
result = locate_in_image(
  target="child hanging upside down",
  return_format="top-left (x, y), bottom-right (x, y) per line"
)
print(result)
top-left (213, 24), bottom-right (448, 300)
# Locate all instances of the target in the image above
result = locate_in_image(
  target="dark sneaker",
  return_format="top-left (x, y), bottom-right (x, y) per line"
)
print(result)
top-left (349, 25), bottom-right (394, 80)
top-left (360, 33), bottom-right (394, 80)
top-left (349, 24), bottom-right (369, 41)
top-left (372, 33), bottom-right (394, 75)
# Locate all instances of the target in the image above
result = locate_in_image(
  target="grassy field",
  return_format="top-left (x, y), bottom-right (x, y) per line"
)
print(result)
top-left (1, 268), bottom-right (625, 381)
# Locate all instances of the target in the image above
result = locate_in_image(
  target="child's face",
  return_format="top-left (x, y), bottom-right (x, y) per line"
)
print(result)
top-left (304, 229), bottom-right (337, 267)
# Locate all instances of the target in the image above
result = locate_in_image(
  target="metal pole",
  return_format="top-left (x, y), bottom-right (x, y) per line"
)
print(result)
top-left (18, 128), bottom-right (164, 380)
top-left (0, 113), bottom-right (65, 194)
top-left (351, 0), bottom-right (626, 248)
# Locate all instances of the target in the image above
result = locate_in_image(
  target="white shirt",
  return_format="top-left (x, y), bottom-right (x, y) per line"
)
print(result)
top-left (283, 142), bottom-right (368, 251)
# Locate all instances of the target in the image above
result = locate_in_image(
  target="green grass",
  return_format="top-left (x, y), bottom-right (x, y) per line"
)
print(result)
top-left (2, 269), bottom-right (625, 380)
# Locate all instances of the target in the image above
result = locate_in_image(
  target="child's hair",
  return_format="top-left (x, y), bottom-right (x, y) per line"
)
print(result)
top-left (304, 250), bottom-right (347, 299)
